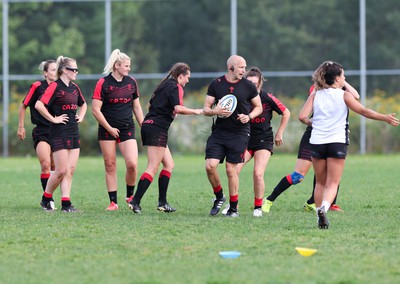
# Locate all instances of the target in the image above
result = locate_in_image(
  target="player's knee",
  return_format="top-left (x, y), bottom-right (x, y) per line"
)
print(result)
top-left (205, 163), bottom-right (216, 174)
top-left (290, 171), bottom-right (304, 185)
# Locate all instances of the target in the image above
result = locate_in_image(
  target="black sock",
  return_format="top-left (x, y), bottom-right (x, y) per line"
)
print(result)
top-left (158, 170), bottom-right (171, 204)
top-left (230, 201), bottom-right (238, 210)
top-left (61, 199), bottom-right (71, 208)
top-left (126, 185), bottom-right (135, 198)
top-left (40, 173), bottom-right (50, 191)
top-left (42, 192), bottom-right (52, 203)
top-left (133, 173), bottom-right (153, 204)
top-left (267, 176), bottom-right (292, 202)
top-left (214, 187), bottom-right (224, 200)
top-left (333, 184), bottom-right (340, 204)
top-left (108, 191), bottom-right (117, 203)
top-left (307, 175), bottom-right (316, 204)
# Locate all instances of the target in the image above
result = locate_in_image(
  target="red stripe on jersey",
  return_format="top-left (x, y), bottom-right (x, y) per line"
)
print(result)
top-left (23, 81), bottom-right (41, 106)
top-left (40, 81), bottom-right (58, 105)
top-left (130, 76), bottom-right (140, 97)
top-left (92, 77), bottom-right (105, 100)
top-left (71, 82), bottom-right (86, 104)
top-left (177, 83), bottom-right (184, 105)
top-left (267, 93), bottom-right (286, 113)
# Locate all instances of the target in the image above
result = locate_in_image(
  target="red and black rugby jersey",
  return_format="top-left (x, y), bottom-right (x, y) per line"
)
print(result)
top-left (22, 80), bottom-right (51, 127)
top-left (249, 90), bottom-right (287, 136)
top-left (92, 73), bottom-right (140, 129)
top-left (40, 79), bottom-right (86, 138)
top-left (142, 78), bottom-right (183, 130)
top-left (207, 75), bottom-right (258, 132)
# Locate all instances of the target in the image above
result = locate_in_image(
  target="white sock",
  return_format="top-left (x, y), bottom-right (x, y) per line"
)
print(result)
top-left (321, 201), bottom-right (331, 213)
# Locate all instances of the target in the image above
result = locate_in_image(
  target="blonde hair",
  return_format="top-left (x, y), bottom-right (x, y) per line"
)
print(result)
top-left (103, 49), bottom-right (131, 74)
top-left (55, 55), bottom-right (76, 79)
top-left (38, 60), bottom-right (56, 73)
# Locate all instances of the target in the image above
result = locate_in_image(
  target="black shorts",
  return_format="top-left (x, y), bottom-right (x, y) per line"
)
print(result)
top-left (51, 137), bottom-right (80, 152)
top-left (32, 125), bottom-right (51, 150)
top-left (141, 124), bottom-right (168, 148)
top-left (247, 134), bottom-right (274, 154)
top-left (311, 143), bottom-right (348, 159)
top-left (205, 130), bottom-right (249, 164)
top-left (297, 128), bottom-right (312, 161)
top-left (98, 124), bottom-right (136, 143)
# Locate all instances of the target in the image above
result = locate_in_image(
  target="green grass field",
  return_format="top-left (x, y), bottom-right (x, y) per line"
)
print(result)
top-left (1, 154), bottom-right (399, 283)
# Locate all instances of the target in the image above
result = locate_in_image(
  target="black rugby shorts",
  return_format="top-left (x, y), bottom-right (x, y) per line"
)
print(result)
top-left (297, 128), bottom-right (312, 161)
top-left (51, 136), bottom-right (80, 152)
top-left (205, 130), bottom-right (249, 164)
top-left (311, 143), bottom-right (348, 159)
top-left (98, 124), bottom-right (136, 142)
top-left (32, 125), bottom-right (51, 149)
top-left (247, 134), bottom-right (274, 153)
top-left (141, 124), bottom-right (168, 148)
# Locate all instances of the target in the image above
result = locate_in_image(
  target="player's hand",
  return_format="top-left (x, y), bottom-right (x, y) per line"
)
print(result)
top-left (386, 113), bottom-right (400, 126)
top-left (17, 127), bottom-right (26, 140)
top-left (275, 133), bottom-right (284, 147)
top-left (108, 127), bottom-right (120, 138)
top-left (75, 114), bottom-right (84, 123)
top-left (214, 103), bottom-right (231, 117)
top-left (237, 114), bottom-right (251, 124)
top-left (54, 114), bottom-right (69, 124)
top-left (194, 109), bottom-right (203, 115)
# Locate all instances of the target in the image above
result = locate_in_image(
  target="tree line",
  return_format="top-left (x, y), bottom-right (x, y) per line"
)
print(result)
top-left (2, 0), bottom-right (400, 155)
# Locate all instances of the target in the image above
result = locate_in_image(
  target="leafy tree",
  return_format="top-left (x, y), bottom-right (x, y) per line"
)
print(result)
top-left (2, 0), bottom-right (400, 156)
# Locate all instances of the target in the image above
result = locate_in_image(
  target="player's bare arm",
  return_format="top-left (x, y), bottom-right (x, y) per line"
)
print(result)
top-left (203, 95), bottom-right (230, 117)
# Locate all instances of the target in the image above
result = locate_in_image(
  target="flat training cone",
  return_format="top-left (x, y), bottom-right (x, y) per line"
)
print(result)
top-left (295, 247), bottom-right (318, 257)
top-left (219, 251), bottom-right (241, 259)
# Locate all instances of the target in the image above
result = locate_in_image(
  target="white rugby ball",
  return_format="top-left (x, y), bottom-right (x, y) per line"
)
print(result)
top-left (217, 94), bottom-right (237, 118)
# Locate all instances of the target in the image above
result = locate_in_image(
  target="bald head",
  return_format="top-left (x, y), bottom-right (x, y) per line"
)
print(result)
top-left (227, 55), bottom-right (246, 70)
top-left (226, 55), bottom-right (247, 80)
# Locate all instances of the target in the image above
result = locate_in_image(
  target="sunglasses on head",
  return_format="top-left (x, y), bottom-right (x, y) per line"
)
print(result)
top-left (66, 66), bottom-right (79, 73)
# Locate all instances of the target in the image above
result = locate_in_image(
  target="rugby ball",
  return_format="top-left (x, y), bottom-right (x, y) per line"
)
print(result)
top-left (217, 94), bottom-right (237, 118)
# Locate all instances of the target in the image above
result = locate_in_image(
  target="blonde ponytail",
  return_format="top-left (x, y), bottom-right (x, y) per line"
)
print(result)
top-left (55, 55), bottom-right (76, 79)
top-left (103, 49), bottom-right (130, 74)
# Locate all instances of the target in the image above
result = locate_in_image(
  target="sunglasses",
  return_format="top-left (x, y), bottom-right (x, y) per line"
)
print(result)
top-left (66, 66), bottom-right (79, 73)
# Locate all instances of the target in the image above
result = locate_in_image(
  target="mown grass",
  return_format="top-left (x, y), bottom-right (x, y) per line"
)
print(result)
top-left (1, 154), bottom-right (399, 284)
